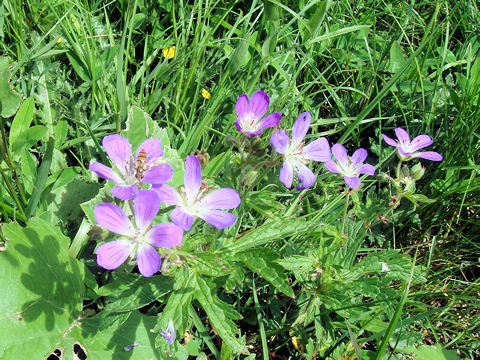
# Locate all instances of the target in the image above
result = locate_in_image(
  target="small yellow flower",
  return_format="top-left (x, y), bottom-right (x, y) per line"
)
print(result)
top-left (162, 46), bottom-right (175, 59)
top-left (201, 88), bottom-right (211, 99)
top-left (57, 37), bottom-right (63, 43)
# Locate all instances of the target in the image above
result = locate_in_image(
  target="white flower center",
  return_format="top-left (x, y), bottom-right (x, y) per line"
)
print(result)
top-left (241, 113), bottom-right (258, 132)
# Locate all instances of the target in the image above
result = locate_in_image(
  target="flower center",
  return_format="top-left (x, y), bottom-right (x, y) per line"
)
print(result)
top-left (241, 113), bottom-right (258, 132)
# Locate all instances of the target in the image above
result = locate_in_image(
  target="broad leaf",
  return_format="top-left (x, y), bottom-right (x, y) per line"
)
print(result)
top-left (0, 56), bottom-right (22, 118)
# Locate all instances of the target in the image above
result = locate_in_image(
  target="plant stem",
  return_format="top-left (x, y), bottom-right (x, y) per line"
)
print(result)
top-left (341, 189), bottom-right (351, 237)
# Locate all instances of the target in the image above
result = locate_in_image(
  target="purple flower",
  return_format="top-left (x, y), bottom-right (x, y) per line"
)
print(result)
top-left (94, 189), bottom-right (183, 277)
top-left (270, 111), bottom-right (330, 190)
top-left (160, 319), bottom-right (175, 345)
top-left (324, 144), bottom-right (375, 189)
top-left (154, 156), bottom-right (241, 231)
top-left (382, 128), bottom-right (443, 161)
top-left (89, 134), bottom-right (174, 200)
top-left (235, 90), bottom-right (282, 136)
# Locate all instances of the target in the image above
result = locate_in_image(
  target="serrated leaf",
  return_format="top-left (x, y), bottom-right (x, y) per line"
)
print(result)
top-left (0, 218), bottom-right (84, 359)
top-left (0, 56), bottom-right (22, 118)
top-left (193, 274), bottom-right (248, 355)
top-left (236, 248), bottom-right (294, 297)
top-left (276, 255), bottom-right (315, 272)
top-left (222, 218), bottom-right (312, 253)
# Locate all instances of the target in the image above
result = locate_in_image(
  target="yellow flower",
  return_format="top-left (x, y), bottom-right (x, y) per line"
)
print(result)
top-left (162, 46), bottom-right (175, 59)
top-left (201, 88), bottom-right (211, 99)
top-left (57, 37), bottom-right (63, 43)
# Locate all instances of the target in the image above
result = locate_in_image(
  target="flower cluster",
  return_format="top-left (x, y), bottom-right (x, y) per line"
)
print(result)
top-left (90, 135), bottom-right (241, 278)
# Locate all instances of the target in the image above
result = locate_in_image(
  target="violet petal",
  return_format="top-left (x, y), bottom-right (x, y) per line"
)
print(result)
top-left (184, 156), bottom-right (202, 202)
top-left (245, 130), bottom-right (263, 136)
top-left (394, 128), bottom-right (410, 147)
top-left (170, 207), bottom-right (195, 231)
top-left (324, 160), bottom-right (342, 174)
top-left (344, 176), bottom-right (361, 189)
top-left (250, 90), bottom-right (270, 121)
top-left (270, 130), bottom-right (290, 154)
top-left (136, 244), bottom-right (161, 277)
top-left (357, 163), bottom-right (376, 175)
top-left (146, 223), bottom-right (183, 248)
top-left (134, 189), bottom-right (161, 232)
top-left (112, 185), bottom-right (139, 200)
top-left (135, 138), bottom-right (164, 165)
top-left (291, 111), bottom-right (311, 144)
top-left (89, 162), bottom-right (122, 183)
top-left (94, 203), bottom-right (134, 236)
top-left (200, 188), bottom-right (241, 209)
top-left (235, 94), bottom-right (249, 120)
top-left (351, 148), bottom-right (368, 166)
top-left (102, 134), bottom-right (132, 173)
top-left (412, 151), bottom-right (443, 161)
top-left (382, 134), bottom-right (399, 147)
top-left (97, 240), bottom-right (133, 270)
top-left (296, 162), bottom-right (316, 189)
top-left (409, 135), bottom-right (433, 152)
top-left (153, 184), bottom-right (183, 205)
top-left (279, 160), bottom-right (294, 188)
top-left (197, 208), bottom-right (236, 229)
top-left (258, 112), bottom-right (282, 130)
top-left (142, 164), bottom-right (174, 184)
top-left (303, 137), bottom-right (330, 162)
top-left (332, 143), bottom-right (349, 166)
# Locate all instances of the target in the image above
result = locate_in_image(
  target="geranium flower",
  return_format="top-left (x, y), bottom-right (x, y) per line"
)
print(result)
top-left (154, 156), bottom-right (241, 231)
top-left (89, 134), bottom-right (173, 200)
top-left (270, 111), bottom-right (330, 190)
top-left (95, 189), bottom-right (183, 277)
top-left (382, 128), bottom-right (443, 161)
top-left (235, 90), bottom-right (282, 136)
top-left (324, 144), bottom-right (375, 189)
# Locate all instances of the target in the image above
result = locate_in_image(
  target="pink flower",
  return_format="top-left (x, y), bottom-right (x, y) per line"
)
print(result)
top-left (154, 156), bottom-right (241, 231)
top-left (235, 90), bottom-right (282, 136)
top-left (94, 189), bottom-right (183, 277)
top-left (89, 134), bottom-right (173, 200)
top-left (382, 128), bottom-right (443, 161)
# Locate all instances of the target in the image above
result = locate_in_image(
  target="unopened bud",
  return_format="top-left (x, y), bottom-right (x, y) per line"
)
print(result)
top-left (411, 162), bottom-right (425, 180)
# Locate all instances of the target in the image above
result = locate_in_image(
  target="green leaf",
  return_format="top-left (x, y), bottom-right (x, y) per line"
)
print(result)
top-left (9, 97), bottom-right (34, 150)
top-left (0, 218), bottom-right (84, 359)
top-left (236, 248), bottom-right (294, 297)
top-left (390, 41), bottom-right (405, 73)
top-left (193, 274), bottom-right (248, 355)
top-left (408, 344), bottom-right (461, 360)
top-left (10, 125), bottom-right (47, 152)
top-left (222, 218), bottom-right (312, 253)
top-left (0, 56), bottom-right (22, 118)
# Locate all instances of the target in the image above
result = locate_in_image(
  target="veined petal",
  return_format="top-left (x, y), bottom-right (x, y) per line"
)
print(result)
top-left (103, 134), bottom-right (132, 173)
top-left (136, 244), bottom-right (161, 277)
top-left (94, 203), bottom-right (134, 236)
top-left (135, 138), bottom-right (163, 166)
top-left (142, 164), bottom-right (174, 184)
top-left (134, 189), bottom-right (161, 232)
top-left (357, 163), bottom-right (375, 175)
top-left (235, 94), bottom-right (250, 120)
top-left (198, 208), bottom-right (236, 229)
top-left (279, 160), bottom-right (294, 188)
top-left (398, 148), bottom-right (413, 157)
top-left (412, 151), bottom-right (443, 161)
top-left (184, 156), bottom-right (201, 202)
top-left (303, 137), bottom-right (330, 162)
top-left (382, 134), bottom-right (399, 147)
top-left (250, 90), bottom-right (269, 121)
top-left (146, 223), bottom-right (183, 248)
top-left (324, 160), bottom-right (342, 174)
top-left (235, 120), bottom-right (244, 133)
top-left (112, 185), bottom-right (139, 200)
top-left (394, 128), bottom-right (410, 148)
top-left (153, 184), bottom-right (182, 205)
top-left (97, 240), bottom-right (133, 270)
top-left (332, 143), bottom-right (349, 166)
top-left (200, 188), bottom-right (241, 209)
top-left (258, 112), bottom-right (282, 130)
top-left (291, 111), bottom-right (311, 144)
top-left (344, 176), bottom-right (361, 189)
top-left (351, 148), bottom-right (368, 166)
top-left (296, 163), bottom-right (316, 190)
top-left (89, 162), bottom-right (122, 183)
top-left (270, 130), bottom-right (290, 154)
top-left (409, 135), bottom-right (433, 152)
top-left (170, 207), bottom-right (195, 231)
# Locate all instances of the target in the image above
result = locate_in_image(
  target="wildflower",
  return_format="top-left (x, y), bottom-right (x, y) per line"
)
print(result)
top-left (235, 90), bottom-right (282, 136)
top-left (201, 88), bottom-right (211, 99)
top-left (162, 46), bottom-right (175, 59)
top-left (95, 189), bottom-right (183, 277)
top-left (270, 111), bottom-right (330, 190)
top-left (89, 134), bottom-right (173, 200)
top-left (154, 156), bottom-right (241, 231)
top-left (382, 127), bottom-right (443, 161)
top-left (324, 144), bottom-right (375, 189)
top-left (57, 37), bottom-right (63, 43)
top-left (160, 319), bottom-right (175, 345)
top-left (380, 262), bottom-right (391, 273)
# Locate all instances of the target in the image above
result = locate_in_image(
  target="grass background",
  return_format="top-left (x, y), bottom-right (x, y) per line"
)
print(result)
top-left (0, 0), bottom-right (479, 358)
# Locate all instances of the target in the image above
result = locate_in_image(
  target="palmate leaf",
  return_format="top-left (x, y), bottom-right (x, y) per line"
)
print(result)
top-left (0, 218), bottom-right (84, 359)
top-left (193, 274), bottom-right (248, 355)
top-left (235, 248), bottom-right (294, 297)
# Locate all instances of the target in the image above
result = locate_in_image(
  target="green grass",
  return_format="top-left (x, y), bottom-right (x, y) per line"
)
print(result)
top-left (0, 0), bottom-right (479, 358)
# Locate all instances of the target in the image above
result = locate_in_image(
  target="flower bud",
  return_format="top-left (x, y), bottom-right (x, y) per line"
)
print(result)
top-left (411, 162), bottom-right (426, 180)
